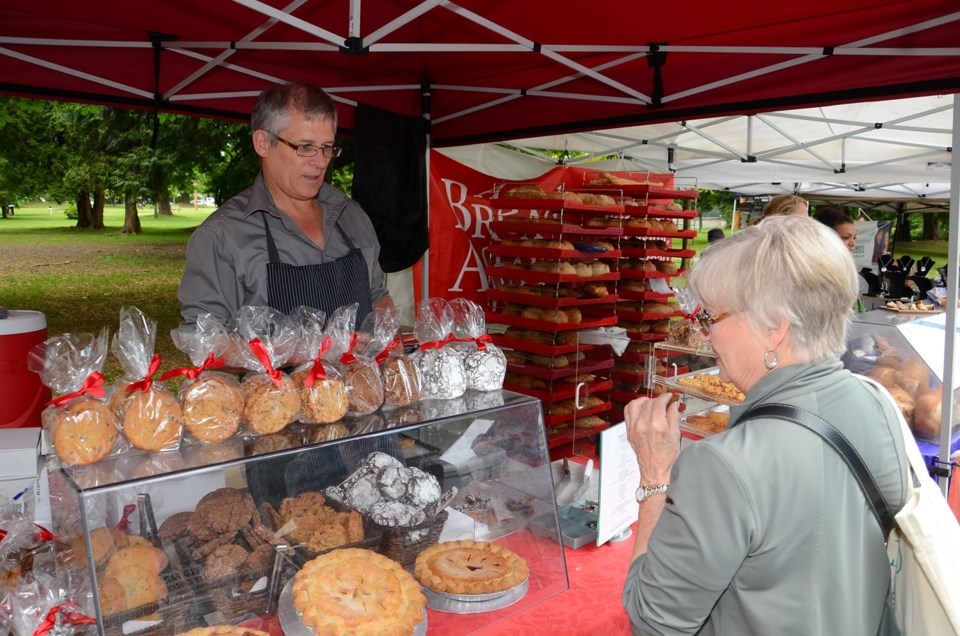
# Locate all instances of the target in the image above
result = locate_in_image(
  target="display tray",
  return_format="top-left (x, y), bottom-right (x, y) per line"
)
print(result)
top-left (543, 401), bottom-right (612, 427)
top-left (617, 309), bottom-right (683, 322)
top-left (485, 266), bottom-right (621, 285)
top-left (618, 290), bottom-right (674, 302)
top-left (279, 578), bottom-right (428, 635)
top-left (546, 423), bottom-right (612, 449)
top-left (655, 368), bottom-right (744, 406)
top-left (619, 206), bottom-right (698, 219)
top-left (654, 342), bottom-right (715, 356)
top-left (679, 405), bottom-right (731, 438)
top-left (879, 306), bottom-right (943, 315)
top-left (619, 269), bottom-right (682, 280)
top-left (486, 311), bottom-right (618, 332)
top-left (506, 356), bottom-right (614, 381)
top-left (422, 578), bottom-right (529, 613)
top-left (489, 220), bottom-right (623, 237)
top-left (486, 289), bottom-right (619, 308)
top-left (490, 335), bottom-right (583, 356)
top-left (625, 331), bottom-right (669, 342)
top-left (487, 244), bottom-right (621, 260)
top-left (503, 379), bottom-right (614, 403)
top-left (621, 227), bottom-right (698, 239)
top-left (486, 196), bottom-right (625, 213)
top-left (621, 247), bottom-right (696, 259)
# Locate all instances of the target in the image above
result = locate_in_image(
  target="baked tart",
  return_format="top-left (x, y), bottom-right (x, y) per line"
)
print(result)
top-left (291, 548), bottom-right (425, 636)
top-left (415, 540), bottom-right (529, 595)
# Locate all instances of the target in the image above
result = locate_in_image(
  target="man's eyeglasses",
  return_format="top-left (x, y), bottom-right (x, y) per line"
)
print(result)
top-left (693, 307), bottom-right (730, 335)
top-left (272, 133), bottom-right (342, 159)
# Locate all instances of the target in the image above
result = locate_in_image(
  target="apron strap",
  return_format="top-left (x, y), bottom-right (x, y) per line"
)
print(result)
top-left (262, 212), bottom-right (281, 263)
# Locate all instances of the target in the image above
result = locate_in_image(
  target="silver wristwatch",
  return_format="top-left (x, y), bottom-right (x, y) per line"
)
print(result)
top-left (636, 483), bottom-right (669, 502)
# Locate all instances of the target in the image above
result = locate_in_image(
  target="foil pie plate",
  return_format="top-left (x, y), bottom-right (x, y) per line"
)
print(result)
top-left (422, 577), bottom-right (529, 614)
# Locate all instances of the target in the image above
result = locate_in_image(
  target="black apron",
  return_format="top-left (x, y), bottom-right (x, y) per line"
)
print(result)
top-left (261, 212), bottom-right (374, 327)
top-left (248, 212), bottom-right (395, 506)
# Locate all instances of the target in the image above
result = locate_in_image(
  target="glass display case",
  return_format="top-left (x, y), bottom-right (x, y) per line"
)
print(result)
top-left (843, 309), bottom-right (960, 458)
top-left (47, 390), bottom-right (568, 635)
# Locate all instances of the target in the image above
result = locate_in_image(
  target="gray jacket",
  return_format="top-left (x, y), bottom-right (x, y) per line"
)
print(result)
top-left (624, 360), bottom-right (909, 635)
top-left (178, 173), bottom-right (389, 326)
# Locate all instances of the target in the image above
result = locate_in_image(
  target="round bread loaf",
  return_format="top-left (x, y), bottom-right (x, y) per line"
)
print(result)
top-left (181, 374), bottom-right (243, 443)
top-left (381, 355), bottom-right (422, 406)
top-left (887, 385), bottom-right (916, 426)
top-left (913, 391), bottom-right (941, 439)
top-left (122, 387), bottom-right (184, 451)
top-left (50, 397), bottom-right (120, 466)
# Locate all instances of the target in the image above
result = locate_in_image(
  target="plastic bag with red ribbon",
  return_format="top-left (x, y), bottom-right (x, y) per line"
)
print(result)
top-left (287, 305), bottom-right (328, 368)
top-left (368, 305), bottom-right (422, 407)
top-left (168, 313), bottom-right (244, 444)
top-left (27, 329), bottom-right (121, 467)
top-left (289, 306), bottom-right (348, 425)
top-left (337, 305), bottom-right (385, 416)
top-left (110, 306), bottom-right (183, 453)
top-left (413, 298), bottom-right (468, 399)
top-left (450, 298), bottom-right (506, 392)
top-left (228, 305), bottom-right (301, 435)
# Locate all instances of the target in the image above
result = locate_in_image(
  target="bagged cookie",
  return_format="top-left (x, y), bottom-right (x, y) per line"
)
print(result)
top-left (413, 298), bottom-right (468, 400)
top-left (28, 328), bottom-right (120, 466)
top-left (167, 314), bottom-right (243, 444)
top-left (368, 306), bottom-right (421, 407)
top-left (449, 298), bottom-right (506, 392)
top-left (336, 307), bottom-right (385, 417)
top-left (290, 335), bottom-right (349, 425)
top-left (228, 306), bottom-right (300, 435)
top-left (111, 307), bottom-right (183, 453)
top-left (287, 305), bottom-right (328, 368)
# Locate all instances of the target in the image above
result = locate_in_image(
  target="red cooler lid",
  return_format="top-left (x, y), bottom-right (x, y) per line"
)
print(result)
top-left (0, 310), bottom-right (47, 335)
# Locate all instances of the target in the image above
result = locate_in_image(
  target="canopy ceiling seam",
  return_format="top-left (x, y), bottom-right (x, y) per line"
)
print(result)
top-left (0, 46), bottom-right (152, 99)
top-left (231, 0), bottom-right (343, 46)
top-left (755, 113), bottom-right (837, 171)
top-left (165, 0), bottom-right (310, 101)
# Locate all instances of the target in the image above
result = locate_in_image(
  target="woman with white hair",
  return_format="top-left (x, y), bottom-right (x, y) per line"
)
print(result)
top-left (622, 215), bottom-right (909, 635)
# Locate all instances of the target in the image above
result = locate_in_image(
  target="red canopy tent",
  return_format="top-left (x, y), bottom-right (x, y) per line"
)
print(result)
top-left (1, 0), bottom-right (958, 145)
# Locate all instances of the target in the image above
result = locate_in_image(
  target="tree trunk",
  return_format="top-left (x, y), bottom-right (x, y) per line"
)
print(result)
top-left (1, 200), bottom-right (8, 219)
top-left (91, 189), bottom-right (106, 230)
top-left (120, 191), bottom-right (142, 234)
top-left (75, 192), bottom-right (92, 228)
top-left (894, 212), bottom-right (912, 243)
top-left (157, 190), bottom-right (173, 216)
top-left (921, 213), bottom-right (942, 241)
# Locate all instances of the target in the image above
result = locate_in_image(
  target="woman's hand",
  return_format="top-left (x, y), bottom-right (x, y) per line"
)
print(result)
top-left (624, 393), bottom-right (681, 485)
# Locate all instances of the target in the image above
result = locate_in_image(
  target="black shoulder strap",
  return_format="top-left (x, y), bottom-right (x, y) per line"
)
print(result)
top-left (740, 403), bottom-right (895, 536)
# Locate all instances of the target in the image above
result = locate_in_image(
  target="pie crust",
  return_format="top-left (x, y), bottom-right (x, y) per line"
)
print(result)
top-left (291, 548), bottom-right (425, 636)
top-left (414, 539), bottom-right (529, 595)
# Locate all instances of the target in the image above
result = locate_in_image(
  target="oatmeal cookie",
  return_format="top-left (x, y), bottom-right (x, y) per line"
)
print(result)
top-left (292, 367), bottom-right (349, 424)
top-left (305, 523), bottom-right (350, 553)
top-left (181, 374), bottom-right (244, 443)
top-left (122, 387), bottom-right (184, 451)
top-left (241, 373), bottom-right (300, 435)
top-left (51, 397), bottom-right (119, 466)
top-left (343, 362), bottom-right (385, 415)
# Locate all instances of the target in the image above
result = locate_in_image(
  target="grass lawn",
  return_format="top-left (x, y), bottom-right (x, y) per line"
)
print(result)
top-left (0, 204), bottom-right (213, 381)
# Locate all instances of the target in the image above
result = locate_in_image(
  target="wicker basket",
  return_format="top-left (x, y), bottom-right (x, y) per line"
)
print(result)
top-left (205, 558), bottom-right (295, 623)
top-left (377, 509), bottom-right (448, 568)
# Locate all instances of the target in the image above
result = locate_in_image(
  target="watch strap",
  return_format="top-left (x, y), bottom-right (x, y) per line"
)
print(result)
top-left (636, 483), bottom-right (669, 502)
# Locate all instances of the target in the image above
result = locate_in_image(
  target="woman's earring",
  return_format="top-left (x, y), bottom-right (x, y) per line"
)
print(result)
top-left (764, 349), bottom-right (780, 370)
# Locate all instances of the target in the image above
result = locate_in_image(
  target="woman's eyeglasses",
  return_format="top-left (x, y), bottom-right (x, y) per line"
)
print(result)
top-left (693, 308), bottom-right (730, 335)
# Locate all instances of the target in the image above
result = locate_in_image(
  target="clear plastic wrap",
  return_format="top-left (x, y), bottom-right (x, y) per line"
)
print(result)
top-left (338, 306), bottom-right (386, 416)
top-left (450, 298), bottom-right (506, 392)
top-left (369, 306), bottom-right (422, 408)
top-left (111, 307), bottom-right (183, 452)
top-left (27, 329), bottom-right (120, 467)
top-left (290, 334), bottom-right (349, 425)
top-left (228, 306), bottom-right (301, 435)
top-left (413, 298), bottom-right (468, 400)
top-left (167, 313), bottom-right (244, 444)
top-left (287, 305), bottom-right (328, 368)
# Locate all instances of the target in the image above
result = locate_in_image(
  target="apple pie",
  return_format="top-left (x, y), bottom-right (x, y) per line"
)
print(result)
top-left (291, 548), bottom-right (425, 636)
top-left (414, 539), bottom-right (529, 595)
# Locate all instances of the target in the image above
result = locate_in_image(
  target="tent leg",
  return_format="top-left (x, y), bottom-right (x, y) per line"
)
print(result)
top-left (939, 96), bottom-right (960, 496)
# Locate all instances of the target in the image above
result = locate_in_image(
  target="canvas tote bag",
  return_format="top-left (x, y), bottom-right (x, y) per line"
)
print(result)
top-left (860, 376), bottom-right (960, 636)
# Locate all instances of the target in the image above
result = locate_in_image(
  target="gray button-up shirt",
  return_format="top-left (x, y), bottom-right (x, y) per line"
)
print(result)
top-left (178, 173), bottom-right (389, 326)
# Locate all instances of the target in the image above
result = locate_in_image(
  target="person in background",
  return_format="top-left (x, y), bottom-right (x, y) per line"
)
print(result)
top-left (814, 205), bottom-right (868, 312)
top-left (178, 80), bottom-right (393, 328)
top-left (622, 215), bottom-right (908, 635)
top-left (706, 228), bottom-right (725, 243)
top-left (762, 193), bottom-right (808, 218)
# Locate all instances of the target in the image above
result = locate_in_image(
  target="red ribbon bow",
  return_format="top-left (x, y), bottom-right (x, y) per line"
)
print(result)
top-left (0, 523), bottom-right (51, 543)
top-left (682, 305), bottom-right (702, 324)
top-left (248, 338), bottom-right (283, 387)
top-left (419, 332), bottom-right (471, 352)
top-left (32, 603), bottom-right (97, 636)
top-left (159, 352), bottom-right (225, 382)
top-left (125, 354), bottom-right (162, 393)
top-left (339, 332), bottom-right (360, 366)
top-left (473, 333), bottom-right (493, 351)
top-left (113, 504), bottom-right (137, 533)
top-left (47, 371), bottom-right (106, 408)
top-left (305, 337), bottom-right (333, 388)
top-left (375, 337), bottom-right (403, 365)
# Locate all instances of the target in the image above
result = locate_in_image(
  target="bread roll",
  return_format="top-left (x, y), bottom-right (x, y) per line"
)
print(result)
top-left (591, 262), bottom-right (610, 276)
top-left (541, 309), bottom-right (569, 324)
top-left (887, 386), bottom-right (916, 426)
top-left (563, 308), bottom-right (582, 324)
top-left (521, 307), bottom-right (545, 320)
top-left (913, 391), bottom-right (941, 439)
top-left (867, 367), bottom-right (897, 390)
top-left (657, 261), bottom-right (679, 274)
